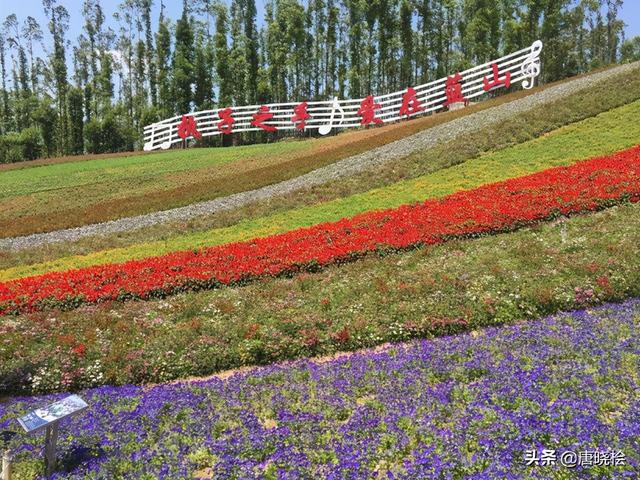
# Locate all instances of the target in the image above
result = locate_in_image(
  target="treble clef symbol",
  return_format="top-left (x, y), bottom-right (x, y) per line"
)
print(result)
top-left (318, 97), bottom-right (345, 135)
top-left (521, 40), bottom-right (543, 90)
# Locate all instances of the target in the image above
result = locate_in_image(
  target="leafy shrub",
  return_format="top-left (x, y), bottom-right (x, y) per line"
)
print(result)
top-left (0, 127), bottom-right (42, 163)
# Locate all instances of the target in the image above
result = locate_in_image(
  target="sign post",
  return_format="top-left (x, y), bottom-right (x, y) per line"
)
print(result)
top-left (43, 423), bottom-right (59, 476)
top-left (1, 431), bottom-right (16, 480)
top-left (17, 395), bottom-right (88, 477)
top-left (1, 450), bottom-right (11, 480)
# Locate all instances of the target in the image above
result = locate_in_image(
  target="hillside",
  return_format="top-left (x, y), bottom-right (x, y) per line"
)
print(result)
top-left (1, 63), bottom-right (638, 245)
top-left (1, 64), bottom-right (640, 479)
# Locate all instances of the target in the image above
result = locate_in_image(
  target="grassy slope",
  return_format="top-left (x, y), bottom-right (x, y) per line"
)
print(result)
top-left (0, 83), bottom-right (557, 238)
top-left (2, 63), bottom-right (639, 274)
top-left (3, 196), bottom-right (640, 393)
top-left (0, 141), bottom-right (312, 236)
top-left (2, 100), bottom-right (638, 282)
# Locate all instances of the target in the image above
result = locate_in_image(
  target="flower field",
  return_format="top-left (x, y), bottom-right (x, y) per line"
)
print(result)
top-left (2, 71), bottom-right (640, 480)
top-left (0, 78), bottom-right (554, 240)
top-left (1, 298), bottom-right (638, 479)
top-left (1, 144), bottom-right (640, 315)
top-left (4, 97), bottom-right (640, 282)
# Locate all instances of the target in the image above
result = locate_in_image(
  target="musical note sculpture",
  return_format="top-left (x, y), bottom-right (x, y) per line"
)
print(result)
top-left (143, 41), bottom-right (543, 151)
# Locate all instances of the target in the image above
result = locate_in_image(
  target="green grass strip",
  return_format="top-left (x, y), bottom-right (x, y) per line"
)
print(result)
top-left (0, 141), bottom-right (313, 199)
top-left (2, 100), bottom-right (639, 282)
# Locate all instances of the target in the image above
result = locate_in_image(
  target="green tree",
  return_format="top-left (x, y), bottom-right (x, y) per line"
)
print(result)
top-left (173, 0), bottom-right (195, 113)
top-left (399, 0), bottom-right (413, 87)
top-left (0, 33), bottom-right (8, 134)
top-left (23, 16), bottom-right (43, 94)
top-left (620, 36), bottom-right (640, 63)
top-left (33, 96), bottom-right (56, 157)
top-left (156, 2), bottom-right (172, 116)
top-left (67, 86), bottom-right (84, 154)
top-left (140, 0), bottom-right (157, 106)
top-left (324, 1), bottom-right (338, 97)
top-left (43, 0), bottom-right (70, 155)
top-left (194, 31), bottom-right (214, 109)
top-left (345, 0), bottom-right (364, 97)
top-left (213, 2), bottom-right (232, 107)
top-left (245, 0), bottom-right (259, 103)
top-left (229, 0), bottom-right (247, 105)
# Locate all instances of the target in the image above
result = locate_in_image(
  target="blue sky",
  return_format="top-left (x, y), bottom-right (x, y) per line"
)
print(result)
top-left (1, 0), bottom-right (639, 63)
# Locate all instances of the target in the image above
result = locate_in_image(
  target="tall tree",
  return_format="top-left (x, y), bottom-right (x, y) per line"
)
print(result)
top-left (173, 0), bottom-right (195, 113)
top-left (245, 0), bottom-right (259, 104)
top-left (0, 33), bottom-right (9, 134)
top-left (22, 17), bottom-right (42, 94)
top-left (345, 0), bottom-right (364, 97)
top-left (324, 0), bottom-right (338, 97)
top-left (193, 30), bottom-right (214, 109)
top-left (67, 86), bottom-right (84, 154)
top-left (141, 0), bottom-right (158, 107)
top-left (399, 0), bottom-right (413, 87)
top-left (43, 0), bottom-right (70, 154)
top-left (82, 1), bottom-right (102, 117)
top-left (155, 1), bottom-right (172, 116)
top-left (114, 0), bottom-right (136, 119)
top-left (213, 1), bottom-right (232, 107)
top-left (229, 0), bottom-right (247, 105)
top-left (416, 0), bottom-right (432, 82)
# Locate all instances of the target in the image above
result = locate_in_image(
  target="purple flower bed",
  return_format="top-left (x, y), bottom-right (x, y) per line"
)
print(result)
top-left (1, 299), bottom-right (639, 479)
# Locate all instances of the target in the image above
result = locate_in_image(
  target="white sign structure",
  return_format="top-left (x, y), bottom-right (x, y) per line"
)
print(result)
top-left (17, 395), bottom-right (88, 433)
top-left (17, 395), bottom-right (88, 476)
top-left (143, 40), bottom-right (542, 151)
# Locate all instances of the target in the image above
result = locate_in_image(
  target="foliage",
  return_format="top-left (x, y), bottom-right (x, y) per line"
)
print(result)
top-left (0, 127), bottom-right (41, 163)
top-left (84, 111), bottom-right (135, 154)
top-left (621, 36), bottom-right (640, 63)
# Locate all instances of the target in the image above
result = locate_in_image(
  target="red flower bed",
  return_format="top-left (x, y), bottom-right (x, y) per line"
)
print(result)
top-left (2, 144), bottom-right (640, 315)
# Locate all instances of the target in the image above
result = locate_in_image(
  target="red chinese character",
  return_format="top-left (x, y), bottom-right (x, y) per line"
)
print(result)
top-left (251, 105), bottom-right (278, 132)
top-left (483, 63), bottom-right (511, 91)
top-left (399, 87), bottom-right (424, 117)
top-left (177, 115), bottom-right (202, 140)
top-left (292, 102), bottom-right (312, 130)
top-left (443, 73), bottom-right (466, 107)
top-left (217, 108), bottom-right (235, 135)
top-left (357, 95), bottom-right (383, 126)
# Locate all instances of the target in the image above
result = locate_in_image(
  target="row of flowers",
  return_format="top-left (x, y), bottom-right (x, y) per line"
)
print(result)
top-left (1, 299), bottom-right (638, 478)
top-left (2, 144), bottom-right (640, 315)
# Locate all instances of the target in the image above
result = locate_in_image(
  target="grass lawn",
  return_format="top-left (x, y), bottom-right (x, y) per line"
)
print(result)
top-left (3, 195), bottom-right (640, 394)
top-left (2, 100), bottom-right (638, 282)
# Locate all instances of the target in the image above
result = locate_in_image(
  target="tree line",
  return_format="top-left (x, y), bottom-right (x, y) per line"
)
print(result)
top-left (0, 0), bottom-right (638, 162)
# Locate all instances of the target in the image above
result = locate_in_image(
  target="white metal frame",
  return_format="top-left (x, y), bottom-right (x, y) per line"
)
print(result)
top-left (143, 40), bottom-right (543, 151)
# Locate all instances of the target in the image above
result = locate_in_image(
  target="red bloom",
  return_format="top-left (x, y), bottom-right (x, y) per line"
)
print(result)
top-left (1, 144), bottom-right (640, 315)
top-left (333, 327), bottom-right (350, 344)
top-left (72, 343), bottom-right (87, 356)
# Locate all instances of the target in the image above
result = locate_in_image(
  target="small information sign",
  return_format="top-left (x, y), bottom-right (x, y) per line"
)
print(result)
top-left (17, 395), bottom-right (88, 433)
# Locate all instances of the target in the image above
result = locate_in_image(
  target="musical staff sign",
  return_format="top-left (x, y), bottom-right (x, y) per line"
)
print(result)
top-left (143, 40), bottom-right (543, 152)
